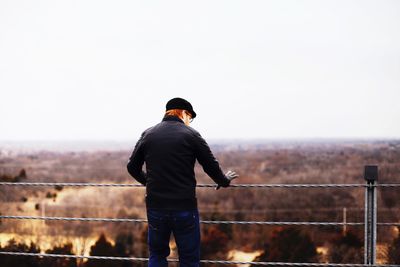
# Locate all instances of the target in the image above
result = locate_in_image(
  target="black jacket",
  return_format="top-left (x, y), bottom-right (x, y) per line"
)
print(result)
top-left (127, 116), bottom-right (230, 210)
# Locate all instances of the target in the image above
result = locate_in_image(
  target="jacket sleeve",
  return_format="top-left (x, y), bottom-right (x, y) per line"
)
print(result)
top-left (193, 131), bottom-right (230, 187)
top-left (127, 132), bottom-right (147, 185)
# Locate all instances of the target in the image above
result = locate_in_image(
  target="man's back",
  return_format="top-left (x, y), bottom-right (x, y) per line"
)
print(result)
top-left (143, 116), bottom-right (198, 208)
top-left (127, 115), bottom-right (229, 210)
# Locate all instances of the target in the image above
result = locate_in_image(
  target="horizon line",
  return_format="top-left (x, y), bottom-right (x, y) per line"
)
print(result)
top-left (0, 137), bottom-right (400, 143)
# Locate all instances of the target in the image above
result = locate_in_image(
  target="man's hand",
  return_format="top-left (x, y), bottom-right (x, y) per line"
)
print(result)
top-left (216, 170), bottom-right (239, 190)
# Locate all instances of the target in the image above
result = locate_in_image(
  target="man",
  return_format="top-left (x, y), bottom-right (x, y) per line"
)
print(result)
top-left (127, 97), bottom-right (238, 267)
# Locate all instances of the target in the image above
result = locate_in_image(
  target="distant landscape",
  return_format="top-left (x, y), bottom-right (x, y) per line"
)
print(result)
top-left (1, 139), bottom-right (400, 266)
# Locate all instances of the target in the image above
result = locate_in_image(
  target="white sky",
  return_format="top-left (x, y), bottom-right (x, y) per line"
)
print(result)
top-left (1, 0), bottom-right (399, 141)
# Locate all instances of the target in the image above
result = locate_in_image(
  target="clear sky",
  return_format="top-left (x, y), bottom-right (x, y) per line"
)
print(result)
top-left (1, 0), bottom-right (399, 141)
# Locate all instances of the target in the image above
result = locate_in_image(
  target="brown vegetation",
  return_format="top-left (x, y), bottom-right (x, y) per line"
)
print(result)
top-left (1, 140), bottom-right (400, 265)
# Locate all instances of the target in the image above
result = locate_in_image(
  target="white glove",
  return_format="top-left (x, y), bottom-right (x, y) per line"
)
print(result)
top-left (216, 170), bottom-right (239, 190)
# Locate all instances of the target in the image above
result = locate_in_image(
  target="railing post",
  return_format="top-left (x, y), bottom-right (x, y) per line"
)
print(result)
top-left (364, 165), bottom-right (378, 265)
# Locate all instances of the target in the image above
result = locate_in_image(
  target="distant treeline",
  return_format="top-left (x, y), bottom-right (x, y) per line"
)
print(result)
top-left (1, 142), bottom-right (400, 266)
top-left (1, 227), bottom-right (400, 267)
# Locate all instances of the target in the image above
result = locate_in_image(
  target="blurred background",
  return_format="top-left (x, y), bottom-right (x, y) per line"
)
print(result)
top-left (0, 0), bottom-right (399, 266)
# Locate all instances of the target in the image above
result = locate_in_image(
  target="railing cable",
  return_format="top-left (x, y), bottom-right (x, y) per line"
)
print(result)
top-left (0, 182), bottom-right (374, 188)
top-left (0, 215), bottom-right (365, 226)
top-left (0, 251), bottom-right (399, 266)
top-left (1, 182), bottom-right (399, 188)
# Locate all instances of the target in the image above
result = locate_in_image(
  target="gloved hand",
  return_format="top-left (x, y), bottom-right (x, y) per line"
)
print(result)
top-left (216, 170), bottom-right (239, 190)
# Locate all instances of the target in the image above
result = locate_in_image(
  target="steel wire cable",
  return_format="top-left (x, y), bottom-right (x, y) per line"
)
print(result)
top-left (0, 182), bottom-right (399, 188)
top-left (1, 182), bottom-right (399, 265)
top-left (0, 182), bottom-right (371, 187)
top-left (0, 251), bottom-right (399, 267)
top-left (2, 215), bottom-right (399, 226)
top-left (0, 215), bottom-right (365, 226)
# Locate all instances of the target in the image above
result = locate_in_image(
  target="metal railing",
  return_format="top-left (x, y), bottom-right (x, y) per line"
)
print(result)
top-left (0, 165), bottom-right (399, 266)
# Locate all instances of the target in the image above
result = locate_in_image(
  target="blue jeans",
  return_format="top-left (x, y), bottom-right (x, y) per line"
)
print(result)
top-left (147, 209), bottom-right (200, 267)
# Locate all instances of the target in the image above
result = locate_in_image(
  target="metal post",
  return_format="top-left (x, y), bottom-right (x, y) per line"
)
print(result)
top-left (364, 165), bottom-right (378, 265)
top-left (343, 207), bottom-right (347, 236)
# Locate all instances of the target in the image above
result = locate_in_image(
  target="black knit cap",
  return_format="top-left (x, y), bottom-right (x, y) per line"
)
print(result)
top-left (166, 97), bottom-right (197, 118)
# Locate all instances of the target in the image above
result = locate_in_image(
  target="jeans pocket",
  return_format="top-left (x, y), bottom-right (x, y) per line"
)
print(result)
top-left (149, 221), bottom-right (160, 231)
top-left (147, 210), bottom-right (164, 231)
top-left (174, 211), bottom-right (197, 233)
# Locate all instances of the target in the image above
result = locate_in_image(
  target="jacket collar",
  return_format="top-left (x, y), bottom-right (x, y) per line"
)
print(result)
top-left (162, 115), bottom-right (184, 124)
